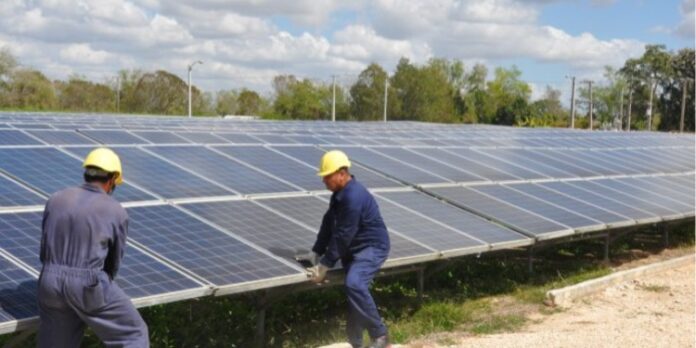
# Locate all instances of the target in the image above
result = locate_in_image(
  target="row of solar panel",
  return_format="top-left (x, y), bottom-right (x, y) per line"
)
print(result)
top-left (0, 127), bottom-right (692, 149)
top-left (0, 145), bottom-right (693, 208)
top-left (1, 172), bottom-right (693, 333)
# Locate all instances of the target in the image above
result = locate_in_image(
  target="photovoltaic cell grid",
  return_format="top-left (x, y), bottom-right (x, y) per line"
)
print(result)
top-left (213, 146), bottom-right (326, 191)
top-left (66, 147), bottom-right (231, 199)
top-left (78, 130), bottom-right (150, 145)
top-left (126, 205), bottom-right (301, 286)
top-left (0, 211), bottom-right (203, 298)
top-left (270, 146), bottom-right (402, 189)
top-left (0, 129), bottom-right (41, 146)
top-left (376, 191), bottom-right (529, 245)
top-left (0, 148), bottom-right (155, 202)
top-left (0, 175), bottom-right (45, 207)
top-left (149, 146), bottom-right (298, 195)
top-left (25, 130), bottom-right (96, 145)
top-left (0, 256), bottom-right (37, 322)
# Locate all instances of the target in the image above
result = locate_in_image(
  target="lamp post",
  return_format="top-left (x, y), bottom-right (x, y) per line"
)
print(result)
top-left (187, 60), bottom-right (203, 118)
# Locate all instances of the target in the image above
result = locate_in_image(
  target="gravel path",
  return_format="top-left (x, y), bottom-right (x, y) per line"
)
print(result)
top-left (408, 255), bottom-right (695, 348)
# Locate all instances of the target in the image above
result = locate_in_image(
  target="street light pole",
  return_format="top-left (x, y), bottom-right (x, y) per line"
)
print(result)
top-left (187, 60), bottom-right (203, 118)
top-left (383, 77), bottom-right (388, 122)
top-left (566, 75), bottom-right (576, 129)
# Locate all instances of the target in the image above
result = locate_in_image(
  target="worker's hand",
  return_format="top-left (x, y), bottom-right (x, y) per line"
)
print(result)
top-left (295, 251), bottom-right (319, 266)
top-left (307, 264), bottom-right (330, 283)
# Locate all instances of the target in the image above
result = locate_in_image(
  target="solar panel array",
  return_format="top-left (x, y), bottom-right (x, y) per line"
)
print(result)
top-left (0, 112), bottom-right (693, 334)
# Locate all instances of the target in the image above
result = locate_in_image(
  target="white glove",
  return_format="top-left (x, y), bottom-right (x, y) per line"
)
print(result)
top-left (295, 251), bottom-right (319, 266)
top-left (307, 264), bottom-right (330, 283)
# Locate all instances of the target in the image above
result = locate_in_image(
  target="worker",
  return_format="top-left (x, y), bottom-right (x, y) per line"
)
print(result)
top-left (306, 150), bottom-right (391, 348)
top-left (37, 147), bottom-right (149, 348)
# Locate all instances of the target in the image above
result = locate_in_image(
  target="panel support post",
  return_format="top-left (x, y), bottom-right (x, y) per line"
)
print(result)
top-left (417, 268), bottom-right (425, 304)
top-left (660, 224), bottom-right (669, 248)
top-left (527, 247), bottom-right (535, 275)
top-left (254, 292), bottom-right (268, 348)
top-left (603, 234), bottom-right (611, 264)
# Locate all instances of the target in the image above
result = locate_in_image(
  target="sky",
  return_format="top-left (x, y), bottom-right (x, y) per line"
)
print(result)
top-left (0, 0), bottom-right (693, 101)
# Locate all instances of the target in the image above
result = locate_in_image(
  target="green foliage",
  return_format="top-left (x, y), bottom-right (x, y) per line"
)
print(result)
top-left (271, 75), bottom-right (332, 120)
top-left (2, 69), bottom-right (58, 110)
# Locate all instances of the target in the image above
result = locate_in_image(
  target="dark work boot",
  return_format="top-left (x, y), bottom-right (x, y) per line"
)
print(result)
top-left (367, 335), bottom-right (390, 348)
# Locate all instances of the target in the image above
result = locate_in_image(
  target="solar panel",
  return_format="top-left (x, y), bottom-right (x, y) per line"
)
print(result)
top-left (149, 146), bottom-right (298, 195)
top-left (25, 130), bottom-right (96, 145)
top-left (591, 179), bottom-right (690, 215)
top-left (448, 148), bottom-right (547, 180)
top-left (528, 150), bottom-right (602, 177)
top-left (0, 211), bottom-right (203, 299)
top-left (626, 176), bottom-right (695, 209)
top-left (333, 147), bottom-right (449, 184)
top-left (180, 200), bottom-right (319, 262)
top-left (127, 205), bottom-right (302, 286)
top-left (0, 175), bottom-right (45, 207)
top-left (0, 255), bottom-right (37, 324)
top-left (214, 133), bottom-right (263, 144)
top-left (505, 183), bottom-right (631, 226)
top-left (552, 150), bottom-right (623, 176)
top-left (270, 146), bottom-right (402, 188)
top-left (410, 148), bottom-right (519, 182)
top-left (10, 123), bottom-right (53, 130)
top-left (66, 147), bottom-right (232, 199)
top-left (564, 180), bottom-right (673, 219)
top-left (252, 134), bottom-right (299, 144)
top-left (376, 190), bottom-right (530, 246)
top-left (0, 147), bottom-right (154, 202)
top-left (471, 185), bottom-right (603, 230)
top-left (130, 131), bottom-right (191, 144)
top-left (78, 130), bottom-right (150, 145)
top-left (175, 132), bottom-right (228, 144)
top-left (213, 146), bottom-right (326, 191)
top-left (426, 186), bottom-right (572, 239)
top-left (0, 130), bottom-right (42, 146)
top-left (482, 149), bottom-right (576, 179)
top-left (538, 181), bottom-right (657, 222)
top-left (369, 147), bottom-right (485, 182)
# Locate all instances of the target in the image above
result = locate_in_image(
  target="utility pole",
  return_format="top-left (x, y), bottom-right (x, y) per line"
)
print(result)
top-left (187, 60), bottom-right (203, 118)
top-left (680, 78), bottom-right (689, 133)
top-left (627, 88), bottom-right (633, 131)
top-left (567, 76), bottom-right (576, 128)
top-left (618, 87), bottom-right (624, 130)
top-left (331, 75), bottom-right (337, 122)
top-left (586, 80), bottom-right (594, 130)
top-left (646, 79), bottom-right (655, 131)
top-left (383, 76), bottom-right (388, 122)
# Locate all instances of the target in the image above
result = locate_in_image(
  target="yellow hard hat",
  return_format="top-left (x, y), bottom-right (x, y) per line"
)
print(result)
top-left (317, 150), bottom-right (351, 177)
top-left (83, 147), bottom-right (123, 185)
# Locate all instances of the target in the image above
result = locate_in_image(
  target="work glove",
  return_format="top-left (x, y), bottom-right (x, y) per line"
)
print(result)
top-left (307, 264), bottom-right (330, 283)
top-left (295, 251), bottom-right (319, 266)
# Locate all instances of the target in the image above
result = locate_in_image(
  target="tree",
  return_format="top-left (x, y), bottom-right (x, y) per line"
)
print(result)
top-left (215, 89), bottom-right (239, 116)
top-left (349, 63), bottom-right (398, 121)
top-left (237, 89), bottom-right (263, 115)
top-left (3, 69), bottom-right (58, 110)
top-left (390, 58), bottom-right (456, 122)
top-left (658, 48), bottom-right (695, 131)
top-left (485, 66), bottom-right (531, 125)
top-left (525, 86), bottom-right (568, 127)
top-left (460, 64), bottom-right (488, 123)
top-left (55, 75), bottom-right (115, 112)
top-left (271, 75), bottom-right (328, 119)
top-left (123, 70), bottom-right (191, 115)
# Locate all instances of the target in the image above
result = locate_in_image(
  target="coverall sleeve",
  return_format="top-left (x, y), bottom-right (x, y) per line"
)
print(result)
top-left (312, 210), bottom-right (333, 255)
top-left (104, 214), bottom-right (128, 280)
top-left (320, 200), bottom-right (361, 267)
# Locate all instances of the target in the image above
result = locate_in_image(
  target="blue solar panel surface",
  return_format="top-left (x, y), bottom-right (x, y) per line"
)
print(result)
top-left (0, 256), bottom-right (37, 322)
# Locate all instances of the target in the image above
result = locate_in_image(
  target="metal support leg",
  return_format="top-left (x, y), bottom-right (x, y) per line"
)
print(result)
top-left (527, 248), bottom-right (535, 275)
top-left (603, 234), bottom-right (610, 264)
top-left (417, 268), bottom-right (424, 304)
top-left (254, 292), bottom-right (267, 348)
top-left (661, 224), bottom-right (669, 247)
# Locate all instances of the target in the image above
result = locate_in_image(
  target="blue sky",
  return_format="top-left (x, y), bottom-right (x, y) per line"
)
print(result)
top-left (0, 0), bottom-right (692, 101)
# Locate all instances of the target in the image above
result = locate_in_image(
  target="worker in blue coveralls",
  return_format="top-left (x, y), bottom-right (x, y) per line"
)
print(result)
top-left (37, 147), bottom-right (149, 348)
top-left (306, 150), bottom-right (391, 348)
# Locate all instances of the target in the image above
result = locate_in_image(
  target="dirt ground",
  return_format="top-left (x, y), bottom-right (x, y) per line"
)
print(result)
top-left (406, 250), bottom-right (696, 348)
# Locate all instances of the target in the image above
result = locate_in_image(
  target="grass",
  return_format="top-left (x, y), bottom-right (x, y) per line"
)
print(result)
top-left (637, 284), bottom-right (670, 293)
top-left (1, 222), bottom-right (693, 347)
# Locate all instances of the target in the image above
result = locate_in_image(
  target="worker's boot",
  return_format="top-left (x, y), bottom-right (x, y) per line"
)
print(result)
top-left (366, 335), bottom-right (390, 348)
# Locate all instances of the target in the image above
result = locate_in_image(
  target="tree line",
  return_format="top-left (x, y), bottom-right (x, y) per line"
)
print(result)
top-left (0, 45), bottom-right (692, 131)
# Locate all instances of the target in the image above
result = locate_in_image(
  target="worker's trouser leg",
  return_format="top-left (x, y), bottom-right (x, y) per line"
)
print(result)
top-left (37, 265), bottom-right (149, 348)
top-left (344, 247), bottom-right (389, 346)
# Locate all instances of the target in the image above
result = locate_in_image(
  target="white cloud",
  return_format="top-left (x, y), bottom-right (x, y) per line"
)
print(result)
top-left (676, 0), bottom-right (695, 38)
top-left (59, 43), bottom-right (112, 64)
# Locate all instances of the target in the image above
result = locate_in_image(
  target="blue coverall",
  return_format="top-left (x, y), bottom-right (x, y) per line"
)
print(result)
top-left (312, 179), bottom-right (391, 346)
top-left (37, 183), bottom-right (149, 348)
